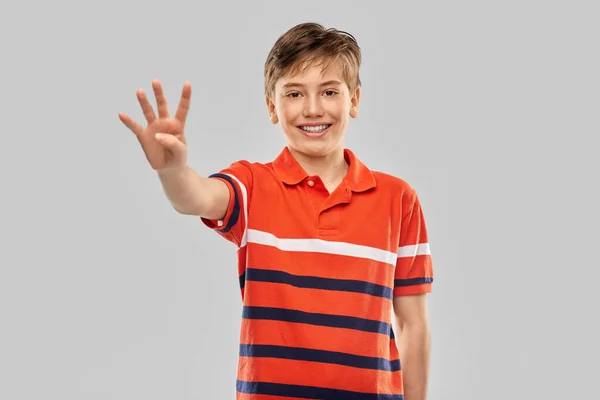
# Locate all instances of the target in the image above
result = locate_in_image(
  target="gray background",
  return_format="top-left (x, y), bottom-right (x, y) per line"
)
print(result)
top-left (1, 0), bottom-right (598, 399)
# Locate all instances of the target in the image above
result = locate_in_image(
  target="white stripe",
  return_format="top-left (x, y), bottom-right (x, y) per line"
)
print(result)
top-left (222, 175), bottom-right (430, 262)
top-left (246, 229), bottom-right (398, 265)
top-left (397, 243), bottom-right (431, 258)
top-left (226, 173), bottom-right (248, 247)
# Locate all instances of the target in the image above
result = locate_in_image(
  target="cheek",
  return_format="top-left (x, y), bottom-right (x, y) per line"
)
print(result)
top-left (281, 112), bottom-right (295, 126)
top-left (281, 107), bottom-right (300, 124)
top-left (331, 100), bottom-right (349, 114)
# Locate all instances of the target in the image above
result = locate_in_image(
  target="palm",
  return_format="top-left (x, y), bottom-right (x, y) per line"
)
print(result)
top-left (119, 79), bottom-right (192, 170)
top-left (139, 117), bottom-right (185, 170)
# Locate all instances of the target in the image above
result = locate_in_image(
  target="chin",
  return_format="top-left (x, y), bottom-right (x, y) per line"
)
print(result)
top-left (290, 141), bottom-right (341, 158)
top-left (283, 126), bottom-right (344, 156)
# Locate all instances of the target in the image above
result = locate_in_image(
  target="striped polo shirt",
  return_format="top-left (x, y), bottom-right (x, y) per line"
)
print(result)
top-left (201, 146), bottom-right (434, 400)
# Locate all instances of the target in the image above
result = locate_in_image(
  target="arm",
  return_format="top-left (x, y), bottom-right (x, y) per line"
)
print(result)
top-left (157, 165), bottom-right (230, 219)
top-left (393, 294), bottom-right (431, 400)
top-left (119, 79), bottom-right (230, 220)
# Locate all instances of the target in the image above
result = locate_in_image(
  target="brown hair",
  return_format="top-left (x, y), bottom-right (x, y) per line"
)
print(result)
top-left (264, 22), bottom-right (362, 99)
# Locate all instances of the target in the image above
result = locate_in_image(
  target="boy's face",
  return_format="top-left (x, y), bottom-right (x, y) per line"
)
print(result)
top-left (266, 60), bottom-right (360, 159)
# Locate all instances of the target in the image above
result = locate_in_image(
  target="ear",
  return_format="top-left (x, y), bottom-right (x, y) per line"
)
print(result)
top-left (265, 95), bottom-right (279, 124)
top-left (349, 86), bottom-right (361, 118)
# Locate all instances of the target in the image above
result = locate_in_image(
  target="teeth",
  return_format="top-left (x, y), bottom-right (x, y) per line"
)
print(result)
top-left (300, 124), bottom-right (330, 133)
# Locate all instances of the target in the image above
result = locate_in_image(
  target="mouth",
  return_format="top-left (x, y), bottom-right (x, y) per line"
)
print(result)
top-left (297, 124), bottom-right (332, 138)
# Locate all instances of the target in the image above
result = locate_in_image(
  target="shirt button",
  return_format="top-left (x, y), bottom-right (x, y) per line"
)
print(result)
top-left (307, 180), bottom-right (314, 187)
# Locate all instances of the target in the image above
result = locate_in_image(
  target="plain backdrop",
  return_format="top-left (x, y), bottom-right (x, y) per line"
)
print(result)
top-left (1, 0), bottom-right (598, 399)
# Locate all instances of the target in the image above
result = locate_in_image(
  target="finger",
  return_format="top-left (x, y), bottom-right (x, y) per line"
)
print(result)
top-left (152, 79), bottom-right (170, 119)
top-left (174, 81), bottom-right (192, 126)
top-left (136, 89), bottom-right (157, 124)
top-left (118, 112), bottom-right (144, 137)
top-left (155, 133), bottom-right (185, 160)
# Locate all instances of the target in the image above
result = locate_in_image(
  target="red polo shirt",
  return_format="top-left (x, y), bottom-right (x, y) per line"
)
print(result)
top-left (201, 146), bottom-right (434, 400)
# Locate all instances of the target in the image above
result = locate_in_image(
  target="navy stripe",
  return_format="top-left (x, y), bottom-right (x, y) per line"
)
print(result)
top-left (239, 272), bottom-right (245, 290)
top-left (208, 173), bottom-right (240, 234)
top-left (240, 344), bottom-right (400, 371)
top-left (242, 306), bottom-right (394, 337)
top-left (394, 277), bottom-right (434, 287)
top-left (245, 268), bottom-right (393, 299)
top-left (237, 380), bottom-right (403, 400)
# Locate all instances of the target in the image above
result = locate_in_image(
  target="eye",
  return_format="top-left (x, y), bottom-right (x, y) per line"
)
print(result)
top-left (286, 92), bottom-right (301, 98)
top-left (324, 90), bottom-right (338, 97)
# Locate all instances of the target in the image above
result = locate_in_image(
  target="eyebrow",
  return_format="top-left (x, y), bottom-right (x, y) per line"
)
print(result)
top-left (282, 80), bottom-right (343, 89)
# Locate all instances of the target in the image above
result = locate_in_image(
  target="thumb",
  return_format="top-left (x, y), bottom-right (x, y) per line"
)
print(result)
top-left (155, 133), bottom-right (186, 157)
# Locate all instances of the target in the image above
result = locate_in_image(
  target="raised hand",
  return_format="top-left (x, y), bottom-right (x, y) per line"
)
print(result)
top-left (119, 79), bottom-right (192, 171)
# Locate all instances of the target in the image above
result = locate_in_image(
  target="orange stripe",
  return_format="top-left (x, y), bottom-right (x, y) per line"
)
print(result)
top-left (244, 281), bottom-right (391, 322)
top-left (398, 229), bottom-right (429, 246)
top-left (246, 245), bottom-right (394, 286)
top-left (393, 284), bottom-right (432, 296)
top-left (236, 394), bottom-right (300, 400)
top-left (239, 319), bottom-right (399, 360)
top-left (396, 254), bottom-right (432, 268)
top-left (238, 357), bottom-right (403, 395)
top-left (395, 255), bottom-right (433, 278)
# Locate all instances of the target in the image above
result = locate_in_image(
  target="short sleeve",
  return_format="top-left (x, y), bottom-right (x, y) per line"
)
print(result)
top-left (393, 191), bottom-right (434, 297)
top-left (200, 160), bottom-right (253, 248)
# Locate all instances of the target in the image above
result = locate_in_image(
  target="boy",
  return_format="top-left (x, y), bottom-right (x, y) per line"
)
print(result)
top-left (119, 22), bottom-right (434, 400)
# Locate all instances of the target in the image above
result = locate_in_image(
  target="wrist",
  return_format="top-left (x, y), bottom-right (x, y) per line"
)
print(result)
top-left (157, 163), bottom-right (189, 178)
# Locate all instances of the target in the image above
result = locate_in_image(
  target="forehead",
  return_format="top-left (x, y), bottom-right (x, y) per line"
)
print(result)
top-left (278, 58), bottom-right (346, 85)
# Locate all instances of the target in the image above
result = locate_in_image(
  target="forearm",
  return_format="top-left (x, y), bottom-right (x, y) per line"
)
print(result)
top-left (157, 165), bottom-right (214, 216)
top-left (397, 324), bottom-right (431, 400)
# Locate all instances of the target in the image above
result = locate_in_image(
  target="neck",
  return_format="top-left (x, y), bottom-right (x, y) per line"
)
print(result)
top-left (288, 146), bottom-right (349, 185)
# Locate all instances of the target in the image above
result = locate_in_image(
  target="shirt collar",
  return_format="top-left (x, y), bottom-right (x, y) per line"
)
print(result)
top-left (271, 146), bottom-right (376, 192)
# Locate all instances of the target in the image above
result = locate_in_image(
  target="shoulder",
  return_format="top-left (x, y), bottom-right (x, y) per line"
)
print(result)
top-left (218, 159), bottom-right (280, 187)
top-left (371, 170), bottom-right (417, 199)
top-left (229, 160), bottom-right (273, 175)
top-left (227, 159), bottom-right (273, 172)
top-left (221, 158), bottom-right (273, 174)
top-left (369, 170), bottom-right (424, 222)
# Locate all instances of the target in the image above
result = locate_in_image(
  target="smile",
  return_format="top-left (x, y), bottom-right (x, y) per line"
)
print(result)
top-left (297, 124), bottom-right (332, 137)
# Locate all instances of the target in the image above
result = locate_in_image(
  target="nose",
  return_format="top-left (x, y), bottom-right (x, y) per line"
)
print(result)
top-left (303, 94), bottom-right (323, 117)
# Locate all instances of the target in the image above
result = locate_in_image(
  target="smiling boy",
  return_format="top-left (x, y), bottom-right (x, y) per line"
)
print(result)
top-left (120, 22), bottom-right (434, 400)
